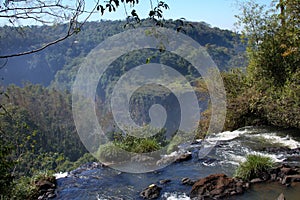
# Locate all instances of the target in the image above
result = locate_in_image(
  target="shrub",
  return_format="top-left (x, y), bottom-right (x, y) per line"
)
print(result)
top-left (10, 170), bottom-right (55, 199)
top-left (96, 143), bottom-right (129, 163)
top-left (131, 138), bottom-right (161, 153)
top-left (234, 154), bottom-right (274, 181)
top-left (11, 176), bottom-right (38, 199)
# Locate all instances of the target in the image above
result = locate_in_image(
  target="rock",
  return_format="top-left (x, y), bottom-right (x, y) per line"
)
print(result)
top-left (70, 162), bottom-right (104, 175)
top-left (259, 171), bottom-right (271, 181)
top-left (281, 167), bottom-right (294, 175)
top-left (191, 140), bottom-right (202, 145)
top-left (281, 175), bottom-right (300, 185)
top-left (159, 179), bottom-right (171, 184)
top-left (181, 177), bottom-right (195, 186)
top-left (271, 174), bottom-right (277, 181)
top-left (190, 174), bottom-right (246, 199)
top-left (250, 178), bottom-right (264, 183)
top-left (262, 147), bottom-right (291, 153)
top-left (277, 193), bottom-right (286, 200)
top-left (35, 178), bottom-right (56, 200)
top-left (131, 155), bottom-right (154, 163)
top-left (38, 195), bottom-right (44, 200)
top-left (35, 180), bottom-right (56, 191)
top-left (244, 182), bottom-right (250, 189)
top-left (175, 153), bottom-right (192, 163)
top-left (46, 192), bottom-right (56, 198)
top-left (199, 157), bottom-right (217, 166)
top-left (140, 184), bottom-right (162, 199)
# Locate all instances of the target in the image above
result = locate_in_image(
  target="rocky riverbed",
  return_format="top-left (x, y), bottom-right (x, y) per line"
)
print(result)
top-left (52, 127), bottom-right (300, 200)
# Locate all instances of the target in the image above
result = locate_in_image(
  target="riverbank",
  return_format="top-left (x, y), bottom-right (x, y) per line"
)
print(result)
top-left (140, 163), bottom-right (300, 199)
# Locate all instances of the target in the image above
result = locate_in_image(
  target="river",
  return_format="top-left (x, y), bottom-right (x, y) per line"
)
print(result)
top-left (54, 126), bottom-right (300, 199)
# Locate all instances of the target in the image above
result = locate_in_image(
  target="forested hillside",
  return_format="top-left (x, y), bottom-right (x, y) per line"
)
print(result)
top-left (0, 19), bottom-right (246, 88)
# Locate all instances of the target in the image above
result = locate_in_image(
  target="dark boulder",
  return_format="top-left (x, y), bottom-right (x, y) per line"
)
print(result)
top-left (175, 153), bottom-right (192, 163)
top-left (35, 179), bottom-right (57, 200)
top-left (35, 180), bottom-right (55, 191)
top-left (159, 179), bottom-right (171, 184)
top-left (181, 177), bottom-right (195, 186)
top-left (140, 184), bottom-right (162, 199)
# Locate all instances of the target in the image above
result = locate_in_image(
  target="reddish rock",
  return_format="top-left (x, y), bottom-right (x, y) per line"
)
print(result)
top-left (190, 174), bottom-right (247, 199)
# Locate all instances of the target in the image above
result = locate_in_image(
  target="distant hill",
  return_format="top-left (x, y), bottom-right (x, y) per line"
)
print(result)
top-left (0, 19), bottom-right (247, 88)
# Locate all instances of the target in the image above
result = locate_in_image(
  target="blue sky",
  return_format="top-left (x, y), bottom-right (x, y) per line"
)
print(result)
top-left (0, 0), bottom-right (274, 30)
top-left (89, 0), bottom-right (274, 30)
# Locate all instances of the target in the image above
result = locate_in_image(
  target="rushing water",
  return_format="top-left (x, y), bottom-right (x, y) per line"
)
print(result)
top-left (54, 126), bottom-right (300, 200)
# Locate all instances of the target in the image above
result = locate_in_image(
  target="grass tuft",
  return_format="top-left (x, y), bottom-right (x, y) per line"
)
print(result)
top-left (234, 154), bottom-right (274, 181)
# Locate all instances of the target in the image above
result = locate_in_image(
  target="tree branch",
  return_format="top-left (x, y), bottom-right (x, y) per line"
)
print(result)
top-left (0, 0), bottom-right (100, 59)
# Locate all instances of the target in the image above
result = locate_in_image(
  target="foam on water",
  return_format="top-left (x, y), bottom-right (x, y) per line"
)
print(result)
top-left (209, 128), bottom-right (299, 166)
top-left (162, 192), bottom-right (190, 200)
top-left (248, 133), bottom-right (300, 149)
top-left (53, 172), bottom-right (68, 179)
top-left (206, 129), bottom-right (248, 142)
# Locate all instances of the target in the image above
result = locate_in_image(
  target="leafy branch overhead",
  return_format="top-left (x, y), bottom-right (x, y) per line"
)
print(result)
top-left (97, 0), bottom-right (169, 24)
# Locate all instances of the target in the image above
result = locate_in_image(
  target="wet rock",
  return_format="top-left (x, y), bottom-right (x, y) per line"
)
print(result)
top-left (70, 162), bottom-right (103, 176)
top-left (140, 184), bottom-right (162, 199)
top-left (175, 153), bottom-right (192, 163)
top-left (181, 177), bottom-right (195, 186)
top-left (281, 175), bottom-right (300, 185)
top-left (156, 156), bottom-right (173, 166)
top-left (46, 192), bottom-right (56, 198)
top-left (262, 147), bottom-right (291, 153)
top-left (281, 166), bottom-right (299, 177)
top-left (271, 174), bottom-right (277, 181)
top-left (191, 140), bottom-right (202, 145)
top-left (198, 157), bottom-right (217, 166)
top-left (259, 171), bottom-right (271, 181)
top-left (190, 174), bottom-right (247, 199)
top-left (131, 155), bottom-right (154, 163)
top-left (36, 180), bottom-right (55, 191)
top-left (277, 193), bottom-right (286, 200)
top-left (157, 152), bottom-right (192, 166)
top-left (159, 179), bottom-right (171, 184)
top-left (35, 179), bottom-right (56, 200)
top-left (250, 178), bottom-right (264, 183)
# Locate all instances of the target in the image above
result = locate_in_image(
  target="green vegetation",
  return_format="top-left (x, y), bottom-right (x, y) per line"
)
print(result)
top-left (117, 137), bottom-right (161, 153)
top-left (233, 0), bottom-right (299, 130)
top-left (198, 0), bottom-right (300, 134)
top-left (0, 84), bottom-right (94, 198)
top-left (234, 154), bottom-right (274, 181)
top-left (11, 171), bottom-right (55, 199)
top-left (0, 19), bottom-right (246, 87)
top-left (96, 127), bottom-right (173, 164)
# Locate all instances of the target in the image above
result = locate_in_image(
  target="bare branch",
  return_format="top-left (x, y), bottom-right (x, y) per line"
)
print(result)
top-left (0, 0), bottom-right (100, 59)
top-left (0, 0), bottom-right (166, 59)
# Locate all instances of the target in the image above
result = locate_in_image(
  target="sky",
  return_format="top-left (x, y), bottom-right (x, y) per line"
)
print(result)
top-left (87, 0), bottom-right (274, 31)
top-left (0, 0), bottom-right (274, 30)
